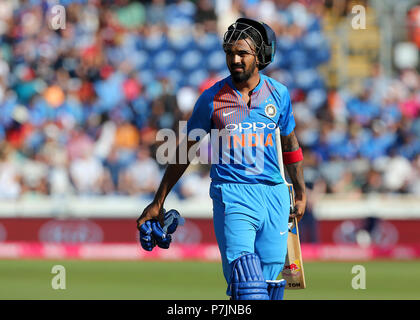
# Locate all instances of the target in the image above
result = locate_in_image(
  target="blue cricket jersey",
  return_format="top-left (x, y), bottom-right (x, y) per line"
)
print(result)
top-left (186, 74), bottom-right (295, 185)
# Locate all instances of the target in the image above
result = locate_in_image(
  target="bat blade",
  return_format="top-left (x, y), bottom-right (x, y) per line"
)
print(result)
top-left (281, 183), bottom-right (306, 290)
top-left (282, 216), bottom-right (306, 289)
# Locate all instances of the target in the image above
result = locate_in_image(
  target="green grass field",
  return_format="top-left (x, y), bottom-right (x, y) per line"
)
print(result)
top-left (0, 259), bottom-right (419, 300)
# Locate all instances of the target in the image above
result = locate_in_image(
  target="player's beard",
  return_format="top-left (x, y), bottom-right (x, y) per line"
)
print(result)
top-left (230, 59), bottom-right (257, 83)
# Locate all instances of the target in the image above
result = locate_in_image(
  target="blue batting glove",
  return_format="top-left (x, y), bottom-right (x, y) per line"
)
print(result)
top-left (163, 209), bottom-right (184, 234)
top-left (139, 220), bottom-right (156, 251)
top-left (151, 220), bottom-right (172, 249)
top-left (139, 209), bottom-right (184, 251)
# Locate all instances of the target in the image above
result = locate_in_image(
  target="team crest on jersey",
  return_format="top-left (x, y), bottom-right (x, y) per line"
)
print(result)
top-left (265, 104), bottom-right (276, 118)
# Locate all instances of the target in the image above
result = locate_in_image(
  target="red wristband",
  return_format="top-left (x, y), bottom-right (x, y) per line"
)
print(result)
top-left (283, 148), bottom-right (303, 165)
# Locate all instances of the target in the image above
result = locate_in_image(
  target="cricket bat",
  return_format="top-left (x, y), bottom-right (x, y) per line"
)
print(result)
top-left (275, 127), bottom-right (306, 290)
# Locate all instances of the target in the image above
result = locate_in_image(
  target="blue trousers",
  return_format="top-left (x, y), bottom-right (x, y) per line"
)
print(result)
top-left (210, 182), bottom-right (290, 296)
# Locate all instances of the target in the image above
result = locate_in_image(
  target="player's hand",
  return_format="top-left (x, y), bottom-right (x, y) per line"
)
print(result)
top-left (137, 202), bottom-right (164, 230)
top-left (290, 197), bottom-right (306, 223)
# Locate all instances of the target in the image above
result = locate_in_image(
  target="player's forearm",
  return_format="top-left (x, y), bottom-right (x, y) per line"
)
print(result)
top-left (153, 162), bottom-right (190, 207)
top-left (281, 131), bottom-right (306, 200)
top-left (285, 161), bottom-right (306, 200)
top-left (152, 140), bottom-right (197, 207)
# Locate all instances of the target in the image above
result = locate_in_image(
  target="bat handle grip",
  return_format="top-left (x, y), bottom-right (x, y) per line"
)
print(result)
top-left (288, 217), bottom-right (296, 231)
top-left (287, 183), bottom-right (295, 212)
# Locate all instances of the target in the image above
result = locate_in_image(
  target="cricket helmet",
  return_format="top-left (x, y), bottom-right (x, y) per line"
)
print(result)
top-left (223, 18), bottom-right (276, 70)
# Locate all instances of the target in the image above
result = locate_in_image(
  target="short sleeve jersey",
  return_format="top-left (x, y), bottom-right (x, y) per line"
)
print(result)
top-left (186, 74), bottom-right (295, 184)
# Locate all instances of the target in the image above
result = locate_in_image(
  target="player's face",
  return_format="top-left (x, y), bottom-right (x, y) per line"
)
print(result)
top-left (224, 38), bottom-right (258, 83)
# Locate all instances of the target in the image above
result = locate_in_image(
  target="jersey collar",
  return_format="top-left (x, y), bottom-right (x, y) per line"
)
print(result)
top-left (227, 73), bottom-right (265, 97)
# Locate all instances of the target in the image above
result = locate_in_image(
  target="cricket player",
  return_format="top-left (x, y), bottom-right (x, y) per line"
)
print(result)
top-left (137, 18), bottom-right (306, 300)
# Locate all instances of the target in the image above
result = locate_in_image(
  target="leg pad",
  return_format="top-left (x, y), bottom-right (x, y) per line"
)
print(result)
top-left (230, 253), bottom-right (269, 300)
top-left (266, 279), bottom-right (286, 300)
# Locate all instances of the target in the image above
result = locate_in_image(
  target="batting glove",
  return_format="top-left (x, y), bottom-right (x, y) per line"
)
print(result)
top-left (163, 209), bottom-right (184, 234)
top-left (138, 209), bottom-right (184, 251)
top-left (139, 220), bottom-right (156, 251)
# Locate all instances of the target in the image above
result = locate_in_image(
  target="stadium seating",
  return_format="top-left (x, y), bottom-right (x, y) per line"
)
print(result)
top-left (0, 0), bottom-right (419, 201)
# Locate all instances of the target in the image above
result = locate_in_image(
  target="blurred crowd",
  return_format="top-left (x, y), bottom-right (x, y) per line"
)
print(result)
top-left (301, 67), bottom-right (420, 198)
top-left (0, 0), bottom-right (419, 201)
